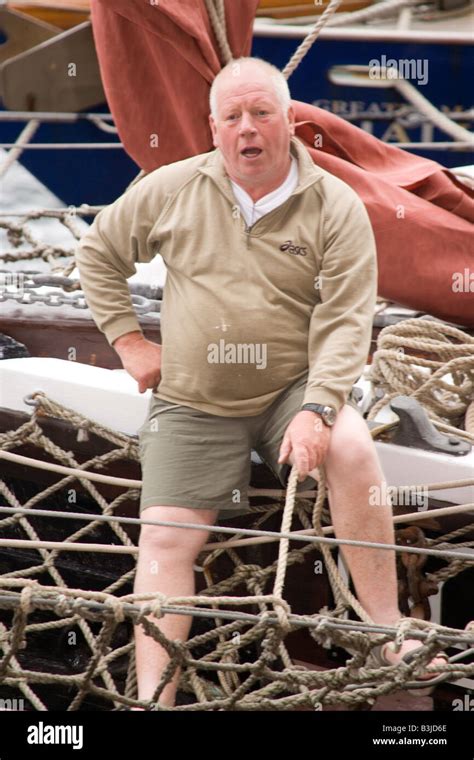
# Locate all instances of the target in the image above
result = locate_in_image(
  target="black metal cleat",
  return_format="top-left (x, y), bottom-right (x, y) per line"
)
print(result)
top-left (390, 395), bottom-right (471, 456)
top-left (0, 333), bottom-right (29, 360)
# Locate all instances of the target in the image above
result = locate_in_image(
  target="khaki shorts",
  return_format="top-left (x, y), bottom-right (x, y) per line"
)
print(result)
top-left (138, 374), bottom-right (361, 521)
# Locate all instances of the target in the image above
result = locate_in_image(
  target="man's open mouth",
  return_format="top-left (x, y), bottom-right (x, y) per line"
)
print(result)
top-left (240, 147), bottom-right (263, 158)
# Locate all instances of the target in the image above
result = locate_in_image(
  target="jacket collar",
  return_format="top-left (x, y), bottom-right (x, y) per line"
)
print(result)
top-left (197, 136), bottom-right (323, 206)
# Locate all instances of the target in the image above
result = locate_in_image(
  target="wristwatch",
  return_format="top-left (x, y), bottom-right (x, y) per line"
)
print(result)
top-left (301, 403), bottom-right (337, 427)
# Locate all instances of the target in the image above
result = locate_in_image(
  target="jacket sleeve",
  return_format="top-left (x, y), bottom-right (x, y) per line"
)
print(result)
top-left (302, 190), bottom-right (377, 413)
top-left (74, 174), bottom-right (160, 345)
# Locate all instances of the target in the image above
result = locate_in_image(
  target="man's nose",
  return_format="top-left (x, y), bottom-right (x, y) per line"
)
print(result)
top-left (239, 112), bottom-right (257, 134)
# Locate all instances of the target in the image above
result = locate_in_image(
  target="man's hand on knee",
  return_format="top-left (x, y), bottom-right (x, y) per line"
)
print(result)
top-left (278, 411), bottom-right (331, 481)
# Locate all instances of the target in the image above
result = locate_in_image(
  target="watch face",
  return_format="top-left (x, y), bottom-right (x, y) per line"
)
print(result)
top-left (323, 407), bottom-right (337, 426)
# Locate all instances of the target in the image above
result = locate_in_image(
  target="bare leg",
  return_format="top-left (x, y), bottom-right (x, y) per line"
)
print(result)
top-left (133, 506), bottom-right (218, 707)
top-left (290, 405), bottom-right (445, 669)
top-left (323, 405), bottom-right (401, 627)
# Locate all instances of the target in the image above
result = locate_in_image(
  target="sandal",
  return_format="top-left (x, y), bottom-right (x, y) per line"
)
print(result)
top-left (367, 642), bottom-right (449, 696)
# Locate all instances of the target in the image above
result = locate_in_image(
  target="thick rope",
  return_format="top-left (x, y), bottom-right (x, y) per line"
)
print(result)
top-left (389, 77), bottom-right (473, 143)
top-left (281, 0), bottom-right (343, 80)
top-left (466, 401), bottom-right (474, 434)
top-left (368, 318), bottom-right (474, 438)
top-left (1, 394), bottom-right (473, 709)
top-left (0, 578), bottom-right (471, 710)
top-left (204, 0), bottom-right (233, 66)
top-left (0, 119), bottom-right (40, 180)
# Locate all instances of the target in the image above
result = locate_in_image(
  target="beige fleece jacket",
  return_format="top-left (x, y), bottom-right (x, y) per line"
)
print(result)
top-left (75, 136), bottom-right (377, 416)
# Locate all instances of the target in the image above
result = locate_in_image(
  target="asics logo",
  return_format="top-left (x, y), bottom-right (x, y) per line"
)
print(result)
top-left (280, 240), bottom-right (308, 256)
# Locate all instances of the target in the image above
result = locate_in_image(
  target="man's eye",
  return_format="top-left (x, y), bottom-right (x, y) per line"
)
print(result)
top-left (226, 114), bottom-right (238, 121)
top-left (257, 110), bottom-right (269, 116)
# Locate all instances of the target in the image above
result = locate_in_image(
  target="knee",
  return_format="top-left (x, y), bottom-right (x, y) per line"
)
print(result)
top-left (139, 523), bottom-right (209, 563)
top-left (325, 422), bottom-right (379, 480)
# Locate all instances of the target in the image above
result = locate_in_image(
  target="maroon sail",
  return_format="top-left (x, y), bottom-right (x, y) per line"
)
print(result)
top-left (91, 0), bottom-right (474, 326)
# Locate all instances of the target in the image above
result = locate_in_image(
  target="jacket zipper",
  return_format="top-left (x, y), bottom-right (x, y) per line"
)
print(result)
top-left (245, 224), bottom-right (251, 249)
top-left (242, 195), bottom-right (294, 249)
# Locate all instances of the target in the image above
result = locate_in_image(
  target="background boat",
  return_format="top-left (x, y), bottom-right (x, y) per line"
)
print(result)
top-left (0, 0), bottom-right (472, 207)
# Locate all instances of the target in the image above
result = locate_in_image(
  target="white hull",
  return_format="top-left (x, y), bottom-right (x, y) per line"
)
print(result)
top-left (1, 356), bottom-right (472, 509)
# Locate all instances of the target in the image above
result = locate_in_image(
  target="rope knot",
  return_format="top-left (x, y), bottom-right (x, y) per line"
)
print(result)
top-left (7, 225), bottom-right (23, 248)
top-left (150, 593), bottom-right (167, 619)
top-left (106, 595), bottom-right (125, 624)
top-left (76, 421), bottom-right (90, 443)
top-left (393, 617), bottom-right (414, 652)
top-left (19, 585), bottom-right (33, 615)
top-left (55, 594), bottom-right (71, 617)
top-left (273, 598), bottom-right (292, 634)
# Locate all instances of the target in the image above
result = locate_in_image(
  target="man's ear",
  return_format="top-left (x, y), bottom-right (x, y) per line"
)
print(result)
top-left (209, 115), bottom-right (219, 148)
top-left (287, 104), bottom-right (296, 137)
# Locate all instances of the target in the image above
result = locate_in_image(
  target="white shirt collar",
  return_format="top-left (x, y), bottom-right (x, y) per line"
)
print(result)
top-left (230, 154), bottom-right (298, 227)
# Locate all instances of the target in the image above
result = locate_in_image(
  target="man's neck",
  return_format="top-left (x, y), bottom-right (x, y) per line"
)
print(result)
top-left (230, 154), bottom-right (292, 203)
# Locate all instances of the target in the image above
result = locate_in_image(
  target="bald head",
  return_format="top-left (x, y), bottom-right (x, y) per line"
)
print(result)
top-left (209, 57), bottom-right (291, 120)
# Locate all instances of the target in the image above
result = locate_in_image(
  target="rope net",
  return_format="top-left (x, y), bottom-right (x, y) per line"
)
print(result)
top-left (0, 364), bottom-right (473, 710)
top-left (0, 204), bottom-right (94, 272)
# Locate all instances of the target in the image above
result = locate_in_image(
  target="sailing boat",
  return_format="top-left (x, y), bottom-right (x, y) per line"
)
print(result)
top-left (0, 0), bottom-right (473, 712)
top-left (0, 0), bottom-right (472, 207)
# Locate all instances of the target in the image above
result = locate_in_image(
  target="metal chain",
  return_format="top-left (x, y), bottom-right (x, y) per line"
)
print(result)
top-left (0, 273), bottom-right (162, 315)
top-left (0, 288), bottom-right (161, 314)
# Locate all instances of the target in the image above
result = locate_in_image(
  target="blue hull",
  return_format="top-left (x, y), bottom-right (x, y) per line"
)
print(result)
top-left (1, 36), bottom-right (471, 207)
top-left (0, 112), bottom-right (139, 208)
top-left (252, 36), bottom-right (473, 168)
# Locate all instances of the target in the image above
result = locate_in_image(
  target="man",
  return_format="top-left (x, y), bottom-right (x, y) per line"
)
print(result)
top-left (75, 57), bottom-right (446, 708)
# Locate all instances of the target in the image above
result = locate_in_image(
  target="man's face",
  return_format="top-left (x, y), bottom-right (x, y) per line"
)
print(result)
top-left (208, 68), bottom-right (295, 189)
